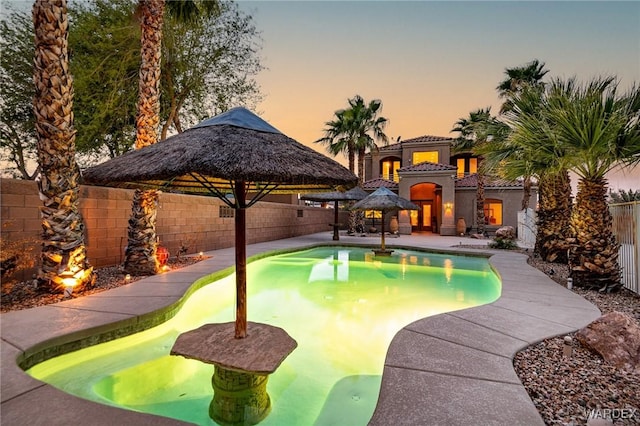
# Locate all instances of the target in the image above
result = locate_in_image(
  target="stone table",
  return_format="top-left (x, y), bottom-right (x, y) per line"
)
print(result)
top-left (171, 322), bottom-right (297, 426)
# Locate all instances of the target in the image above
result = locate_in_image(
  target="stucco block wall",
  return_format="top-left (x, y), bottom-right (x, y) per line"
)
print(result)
top-left (1, 179), bottom-right (333, 272)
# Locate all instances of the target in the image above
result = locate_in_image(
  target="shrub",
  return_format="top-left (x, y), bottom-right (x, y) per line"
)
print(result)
top-left (488, 237), bottom-right (519, 250)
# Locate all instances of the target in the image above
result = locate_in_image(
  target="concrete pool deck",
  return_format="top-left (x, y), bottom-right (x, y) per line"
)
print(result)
top-left (1, 232), bottom-right (601, 425)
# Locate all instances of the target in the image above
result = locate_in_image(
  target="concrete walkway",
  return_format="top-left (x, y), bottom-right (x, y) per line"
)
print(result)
top-left (1, 232), bottom-right (601, 425)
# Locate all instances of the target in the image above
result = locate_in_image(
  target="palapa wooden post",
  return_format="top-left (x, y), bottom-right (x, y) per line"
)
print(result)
top-left (380, 210), bottom-right (386, 251)
top-left (234, 180), bottom-right (247, 339)
top-left (333, 200), bottom-right (339, 240)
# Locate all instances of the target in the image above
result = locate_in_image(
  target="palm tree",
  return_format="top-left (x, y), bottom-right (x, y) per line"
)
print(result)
top-left (345, 96), bottom-right (389, 185)
top-left (484, 84), bottom-right (574, 263)
top-left (125, 0), bottom-right (219, 275)
top-left (316, 95), bottom-right (388, 233)
top-left (451, 107), bottom-right (495, 235)
top-left (316, 109), bottom-right (355, 174)
top-left (123, 0), bottom-right (166, 275)
top-left (496, 59), bottom-right (550, 209)
top-left (32, 0), bottom-right (94, 291)
top-left (545, 77), bottom-right (640, 291)
top-left (497, 59), bottom-right (549, 114)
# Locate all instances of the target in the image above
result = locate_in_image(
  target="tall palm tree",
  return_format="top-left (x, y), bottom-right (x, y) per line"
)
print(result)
top-left (496, 59), bottom-right (550, 209)
top-left (316, 109), bottom-right (355, 174)
top-left (124, 0), bottom-right (166, 276)
top-left (484, 83), bottom-right (574, 263)
top-left (316, 95), bottom-right (389, 181)
top-left (451, 107), bottom-right (495, 235)
top-left (545, 77), bottom-right (640, 291)
top-left (316, 95), bottom-right (388, 233)
top-left (497, 59), bottom-right (549, 114)
top-left (125, 0), bottom-right (219, 275)
top-left (32, 0), bottom-right (94, 291)
top-left (345, 95), bottom-right (389, 185)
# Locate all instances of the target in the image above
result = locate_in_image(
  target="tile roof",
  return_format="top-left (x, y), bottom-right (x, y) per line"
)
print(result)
top-left (398, 161), bottom-right (458, 173)
top-left (401, 135), bottom-right (456, 143)
top-left (455, 174), bottom-right (524, 189)
top-left (377, 141), bottom-right (403, 151)
top-left (378, 135), bottom-right (454, 151)
top-left (362, 178), bottom-right (398, 191)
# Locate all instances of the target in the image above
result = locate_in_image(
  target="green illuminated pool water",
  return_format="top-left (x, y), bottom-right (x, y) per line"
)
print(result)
top-left (27, 246), bottom-right (501, 425)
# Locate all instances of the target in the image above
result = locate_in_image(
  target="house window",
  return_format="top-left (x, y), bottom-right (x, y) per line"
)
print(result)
top-left (456, 158), bottom-right (465, 177)
top-left (381, 160), bottom-right (401, 182)
top-left (455, 157), bottom-right (479, 177)
top-left (412, 151), bottom-right (438, 165)
top-left (219, 205), bottom-right (234, 218)
top-left (469, 158), bottom-right (478, 174)
top-left (483, 199), bottom-right (503, 225)
top-left (297, 209), bottom-right (304, 218)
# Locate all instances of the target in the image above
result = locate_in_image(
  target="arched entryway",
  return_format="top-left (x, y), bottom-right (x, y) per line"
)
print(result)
top-left (410, 182), bottom-right (441, 233)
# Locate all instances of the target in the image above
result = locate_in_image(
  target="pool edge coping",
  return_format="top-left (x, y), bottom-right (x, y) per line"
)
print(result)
top-left (1, 233), bottom-right (602, 425)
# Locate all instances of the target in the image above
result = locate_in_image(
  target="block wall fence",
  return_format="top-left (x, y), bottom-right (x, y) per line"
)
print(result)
top-left (1, 178), bottom-right (334, 273)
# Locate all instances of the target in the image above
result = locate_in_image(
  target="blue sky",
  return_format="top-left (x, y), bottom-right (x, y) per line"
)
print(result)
top-left (237, 1), bottom-right (640, 152)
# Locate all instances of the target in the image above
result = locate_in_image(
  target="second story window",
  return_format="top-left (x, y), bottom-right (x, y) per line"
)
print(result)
top-left (456, 157), bottom-right (479, 177)
top-left (412, 151), bottom-right (438, 165)
top-left (457, 158), bottom-right (465, 177)
top-left (469, 158), bottom-right (478, 174)
top-left (381, 160), bottom-right (401, 182)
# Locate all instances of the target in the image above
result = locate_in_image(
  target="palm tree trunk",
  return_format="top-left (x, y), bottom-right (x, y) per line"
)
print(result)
top-left (355, 147), bottom-right (366, 232)
top-left (568, 176), bottom-right (622, 291)
top-left (33, 0), bottom-right (94, 292)
top-left (534, 170), bottom-right (572, 263)
top-left (347, 143), bottom-right (355, 177)
top-left (357, 147), bottom-right (366, 186)
top-left (135, 0), bottom-right (164, 150)
top-left (125, 0), bottom-right (165, 275)
top-left (124, 189), bottom-right (160, 275)
top-left (476, 171), bottom-right (485, 235)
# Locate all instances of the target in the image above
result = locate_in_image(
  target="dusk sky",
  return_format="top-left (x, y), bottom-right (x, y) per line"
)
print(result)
top-left (238, 1), bottom-right (640, 165)
top-left (1, 0), bottom-right (638, 184)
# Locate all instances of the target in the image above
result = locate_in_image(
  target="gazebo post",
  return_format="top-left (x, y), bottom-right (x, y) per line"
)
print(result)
top-left (234, 180), bottom-right (247, 339)
top-left (380, 210), bottom-right (386, 251)
top-left (333, 200), bottom-right (339, 240)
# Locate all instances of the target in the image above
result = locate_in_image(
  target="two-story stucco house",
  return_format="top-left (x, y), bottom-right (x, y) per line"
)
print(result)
top-left (363, 135), bottom-right (537, 236)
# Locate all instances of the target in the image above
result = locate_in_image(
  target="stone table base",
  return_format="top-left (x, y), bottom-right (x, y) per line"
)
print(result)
top-left (210, 366), bottom-right (270, 426)
top-left (171, 322), bottom-right (297, 425)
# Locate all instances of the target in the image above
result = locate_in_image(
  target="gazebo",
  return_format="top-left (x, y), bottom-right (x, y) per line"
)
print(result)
top-left (83, 107), bottom-right (357, 424)
top-left (300, 186), bottom-right (368, 240)
top-left (351, 187), bottom-right (418, 256)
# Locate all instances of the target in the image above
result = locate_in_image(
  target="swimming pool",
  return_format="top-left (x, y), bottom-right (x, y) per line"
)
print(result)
top-left (27, 246), bottom-right (501, 425)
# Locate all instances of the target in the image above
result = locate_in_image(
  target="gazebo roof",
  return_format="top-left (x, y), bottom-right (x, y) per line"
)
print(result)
top-left (83, 107), bottom-right (357, 196)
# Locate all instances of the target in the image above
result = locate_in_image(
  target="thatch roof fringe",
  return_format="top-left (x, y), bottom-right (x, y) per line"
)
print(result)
top-left (83, 124), bottom-right (357, 193)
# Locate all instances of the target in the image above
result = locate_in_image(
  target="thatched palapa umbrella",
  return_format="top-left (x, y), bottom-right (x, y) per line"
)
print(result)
top-left (300, 186), bottom-right (368, 240)
top-left (83, 107), bottom-right (357, 338)
top-left (351, 187), bottom-right (418, 255)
